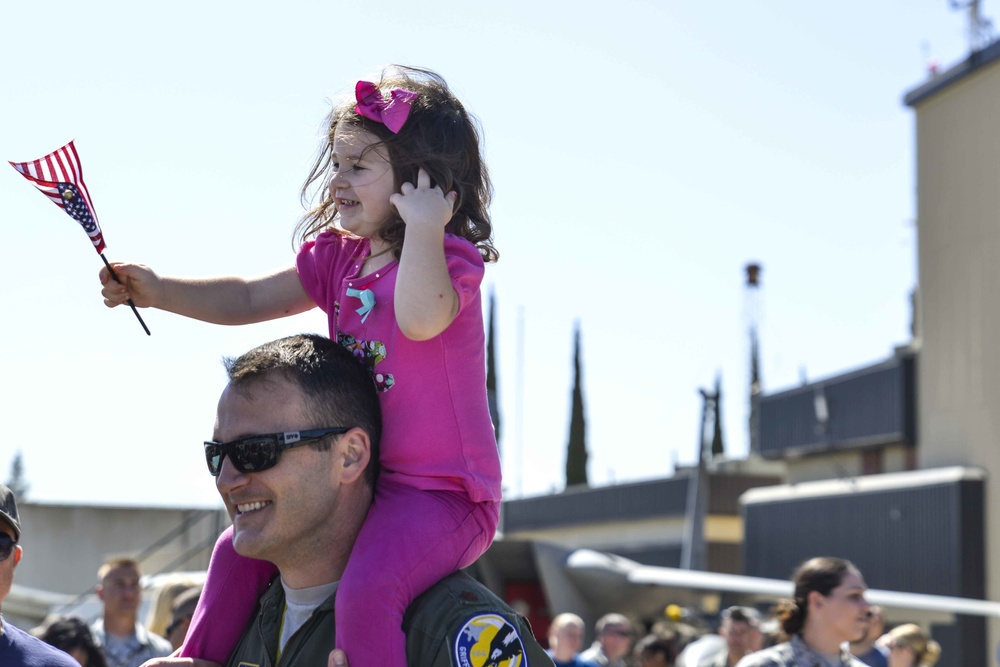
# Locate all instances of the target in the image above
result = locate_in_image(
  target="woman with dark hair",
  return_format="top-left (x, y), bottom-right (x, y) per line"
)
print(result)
top-left (634, 633), bottom-right (678, 667)
top-left (39, 616), bottom-right (108, 667)
top-left (735, 557), bottom-right (871, 667)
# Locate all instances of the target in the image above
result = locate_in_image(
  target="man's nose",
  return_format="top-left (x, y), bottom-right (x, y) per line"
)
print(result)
top-left (216, 457), bottom-right (248, 494)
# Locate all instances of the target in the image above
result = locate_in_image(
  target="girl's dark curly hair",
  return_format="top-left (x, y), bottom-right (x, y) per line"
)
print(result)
top-left (296, 65), bottom-right (497, 264)
top-left (39, 615), bottom-right (108, 667)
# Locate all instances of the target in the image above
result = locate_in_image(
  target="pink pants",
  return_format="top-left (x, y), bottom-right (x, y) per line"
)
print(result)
top-left (181, 479), bottom-right (499, 666)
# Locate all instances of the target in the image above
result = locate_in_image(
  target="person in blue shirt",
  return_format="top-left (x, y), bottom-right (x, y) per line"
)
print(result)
top-left (850, 605), bottom-right (888, 667)
top-left (0, 483), bottom-right (79, 667)
top-left (547, 613), bottom-right (599, 667)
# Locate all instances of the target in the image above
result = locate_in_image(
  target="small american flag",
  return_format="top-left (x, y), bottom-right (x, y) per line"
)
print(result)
top-left (9, 140), bottom-right (106, 253)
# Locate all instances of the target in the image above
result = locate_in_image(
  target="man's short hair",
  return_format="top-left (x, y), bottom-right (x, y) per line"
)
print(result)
top-left (595, 612), bottom-right (632, 635)
top-left (97, 557), bottom-right (140, 583)
top-left (549, 612), bottom-right (586, 634)
top-left (223, 334), bottom-right (383, 488)
top-left (721, 606), bottom-right (761, 627)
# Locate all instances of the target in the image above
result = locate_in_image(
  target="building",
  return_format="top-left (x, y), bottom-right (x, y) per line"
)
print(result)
top-left (480, 33), bottom-right (1000, 664)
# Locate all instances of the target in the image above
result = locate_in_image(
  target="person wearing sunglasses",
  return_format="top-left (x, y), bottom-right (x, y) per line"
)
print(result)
top-left (0, 483), bottom-right (79, 666)
top-left (144, 334), bottom-right (552, 667)
top-left (165, 587), bottom-right (202, 652)
top-left (849, 606), bottom-right (887, 667)
top-left (883, 624), bottom-right (940, 667)
top-left (580, 613), bottom-right (635, 667)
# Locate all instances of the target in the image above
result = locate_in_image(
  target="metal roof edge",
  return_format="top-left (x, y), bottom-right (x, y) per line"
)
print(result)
top-left (904, 40), bottom-right (1000, 107)
top-left (740, 466), bottom-right (985, 505)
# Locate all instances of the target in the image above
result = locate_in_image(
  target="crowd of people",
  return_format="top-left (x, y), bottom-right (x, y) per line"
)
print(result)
top-left (0, 332), bottom-right (950, 667)
top-left (4, 553), bottom-right (201, 667)
top-left (538, 558), bottom-right (942, 667)
top-left (0, 336), bottom-right (947, 667)
top-left (0, 544), bottom-right (946, 667)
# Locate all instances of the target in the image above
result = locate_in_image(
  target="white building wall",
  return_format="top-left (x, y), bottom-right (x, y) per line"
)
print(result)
top-left (12, 502), bottom-right (228, 597)
top-left (910, 55), bottom-right (1000, 656)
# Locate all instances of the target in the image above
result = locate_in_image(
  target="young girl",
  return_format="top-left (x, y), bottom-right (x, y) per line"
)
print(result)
top-left (100, 66), bottom-right (501, 666)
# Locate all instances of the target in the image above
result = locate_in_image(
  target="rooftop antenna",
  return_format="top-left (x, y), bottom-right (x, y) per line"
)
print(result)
top-left (950, 0), bottom-right (995, 53)
top-left (745, 262), bottom-right (763, 454)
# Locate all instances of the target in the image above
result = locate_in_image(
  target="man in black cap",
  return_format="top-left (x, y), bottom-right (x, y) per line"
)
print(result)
top-left (0, 483), bottom-right (78, 666)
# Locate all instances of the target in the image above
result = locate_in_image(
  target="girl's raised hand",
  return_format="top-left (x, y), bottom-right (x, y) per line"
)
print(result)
top-left (99, 262), bottom-right (164, 309)
top-left (389, 168), bottom-right (457, 229)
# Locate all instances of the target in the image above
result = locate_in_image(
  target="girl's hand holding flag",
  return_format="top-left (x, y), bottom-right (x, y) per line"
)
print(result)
top-left (9, 140), bottom-right (150, 335)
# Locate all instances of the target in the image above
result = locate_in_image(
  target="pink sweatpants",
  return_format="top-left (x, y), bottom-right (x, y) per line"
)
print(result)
top-left (181, 478), bottom-right (499, 666)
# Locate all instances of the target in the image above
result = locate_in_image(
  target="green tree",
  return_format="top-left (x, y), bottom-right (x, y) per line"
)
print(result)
top-left (6, 450), bottom-right (29, 500)
top-left (711, 374), bottom-right (725, 458)
top-left (565, 323), bottom-right (589, 487)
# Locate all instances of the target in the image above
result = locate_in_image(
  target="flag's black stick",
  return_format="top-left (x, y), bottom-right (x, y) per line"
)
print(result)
top-left (99, 253), bottom-right (150, 336)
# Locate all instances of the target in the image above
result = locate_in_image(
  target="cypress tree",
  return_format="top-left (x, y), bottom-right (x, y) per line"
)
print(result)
top-left (711, 374), bottom-right (725, 458)
top-left (6, 451), bottom-right (28, 500)
top-left (565, 323), bottom-right (589, 487)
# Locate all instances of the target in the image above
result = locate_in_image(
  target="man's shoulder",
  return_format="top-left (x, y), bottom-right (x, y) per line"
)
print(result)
top-left (405, 571), bottom-right (553, 666)
top-left (856, 646), bottom-right (889, 667)
top-left (408, 571), bottom-right (499, 609)
top-left (134, 622), bottom-right (173, 652)
top-left (1, 621), bottom-right (80, 666)
top-left (699, 652), bottom-right (729, 667)
top-left (405, 571), bottom-right (521, 632)
top-left (734, 643), bottom-right (795, 667)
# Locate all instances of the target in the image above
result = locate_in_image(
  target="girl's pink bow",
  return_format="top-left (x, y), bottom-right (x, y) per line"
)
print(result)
top-left (354, 81), bottom-right (418, 133)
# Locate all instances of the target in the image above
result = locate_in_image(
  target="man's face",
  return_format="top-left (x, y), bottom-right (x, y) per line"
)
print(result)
top-left (599, 624), bottom-right (633, 660)
top-left (721, 619), bottom-right (759, 657)
top-left (98, 564), bottom-right (141, 617)
top-left (553, 622), bottom-right (584, 654)
top-left (214, 379), bottom-right (346, 569)
top-left (0, 523), bottom-right (21, 608)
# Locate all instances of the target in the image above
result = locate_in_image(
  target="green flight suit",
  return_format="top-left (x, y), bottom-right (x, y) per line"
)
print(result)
top-left (227, 571), bottom-right (554, 667)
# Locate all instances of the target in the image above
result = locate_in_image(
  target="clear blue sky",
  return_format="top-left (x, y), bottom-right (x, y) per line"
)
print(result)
top-left (0, 0), bottom-right (981, 506)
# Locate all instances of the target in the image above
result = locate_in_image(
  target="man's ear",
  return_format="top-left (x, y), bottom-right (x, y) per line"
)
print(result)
top-left (336, 428), bottom-right (371, 485)
top-left (11, 545), bottom-right (21, 569)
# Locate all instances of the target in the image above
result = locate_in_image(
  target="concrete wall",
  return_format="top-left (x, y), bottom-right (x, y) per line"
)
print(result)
top-left (910, 51), bottom-right (1000, 655)
top-left (785, 443), bottom-right (912, 483)
top-left (13, 502), bottom-right (228, 597)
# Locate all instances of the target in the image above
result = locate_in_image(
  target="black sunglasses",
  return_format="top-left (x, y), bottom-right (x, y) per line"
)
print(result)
top-left (0, 534), bottom-right (16, 562)
top-left (165, 614), bottom-right (192, 637)
top-left (204, 428), bottom-right (350, 476)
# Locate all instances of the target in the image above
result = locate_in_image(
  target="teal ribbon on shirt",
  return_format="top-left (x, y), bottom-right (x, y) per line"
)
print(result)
top-left (346, 287), bottom-right (376, 323)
